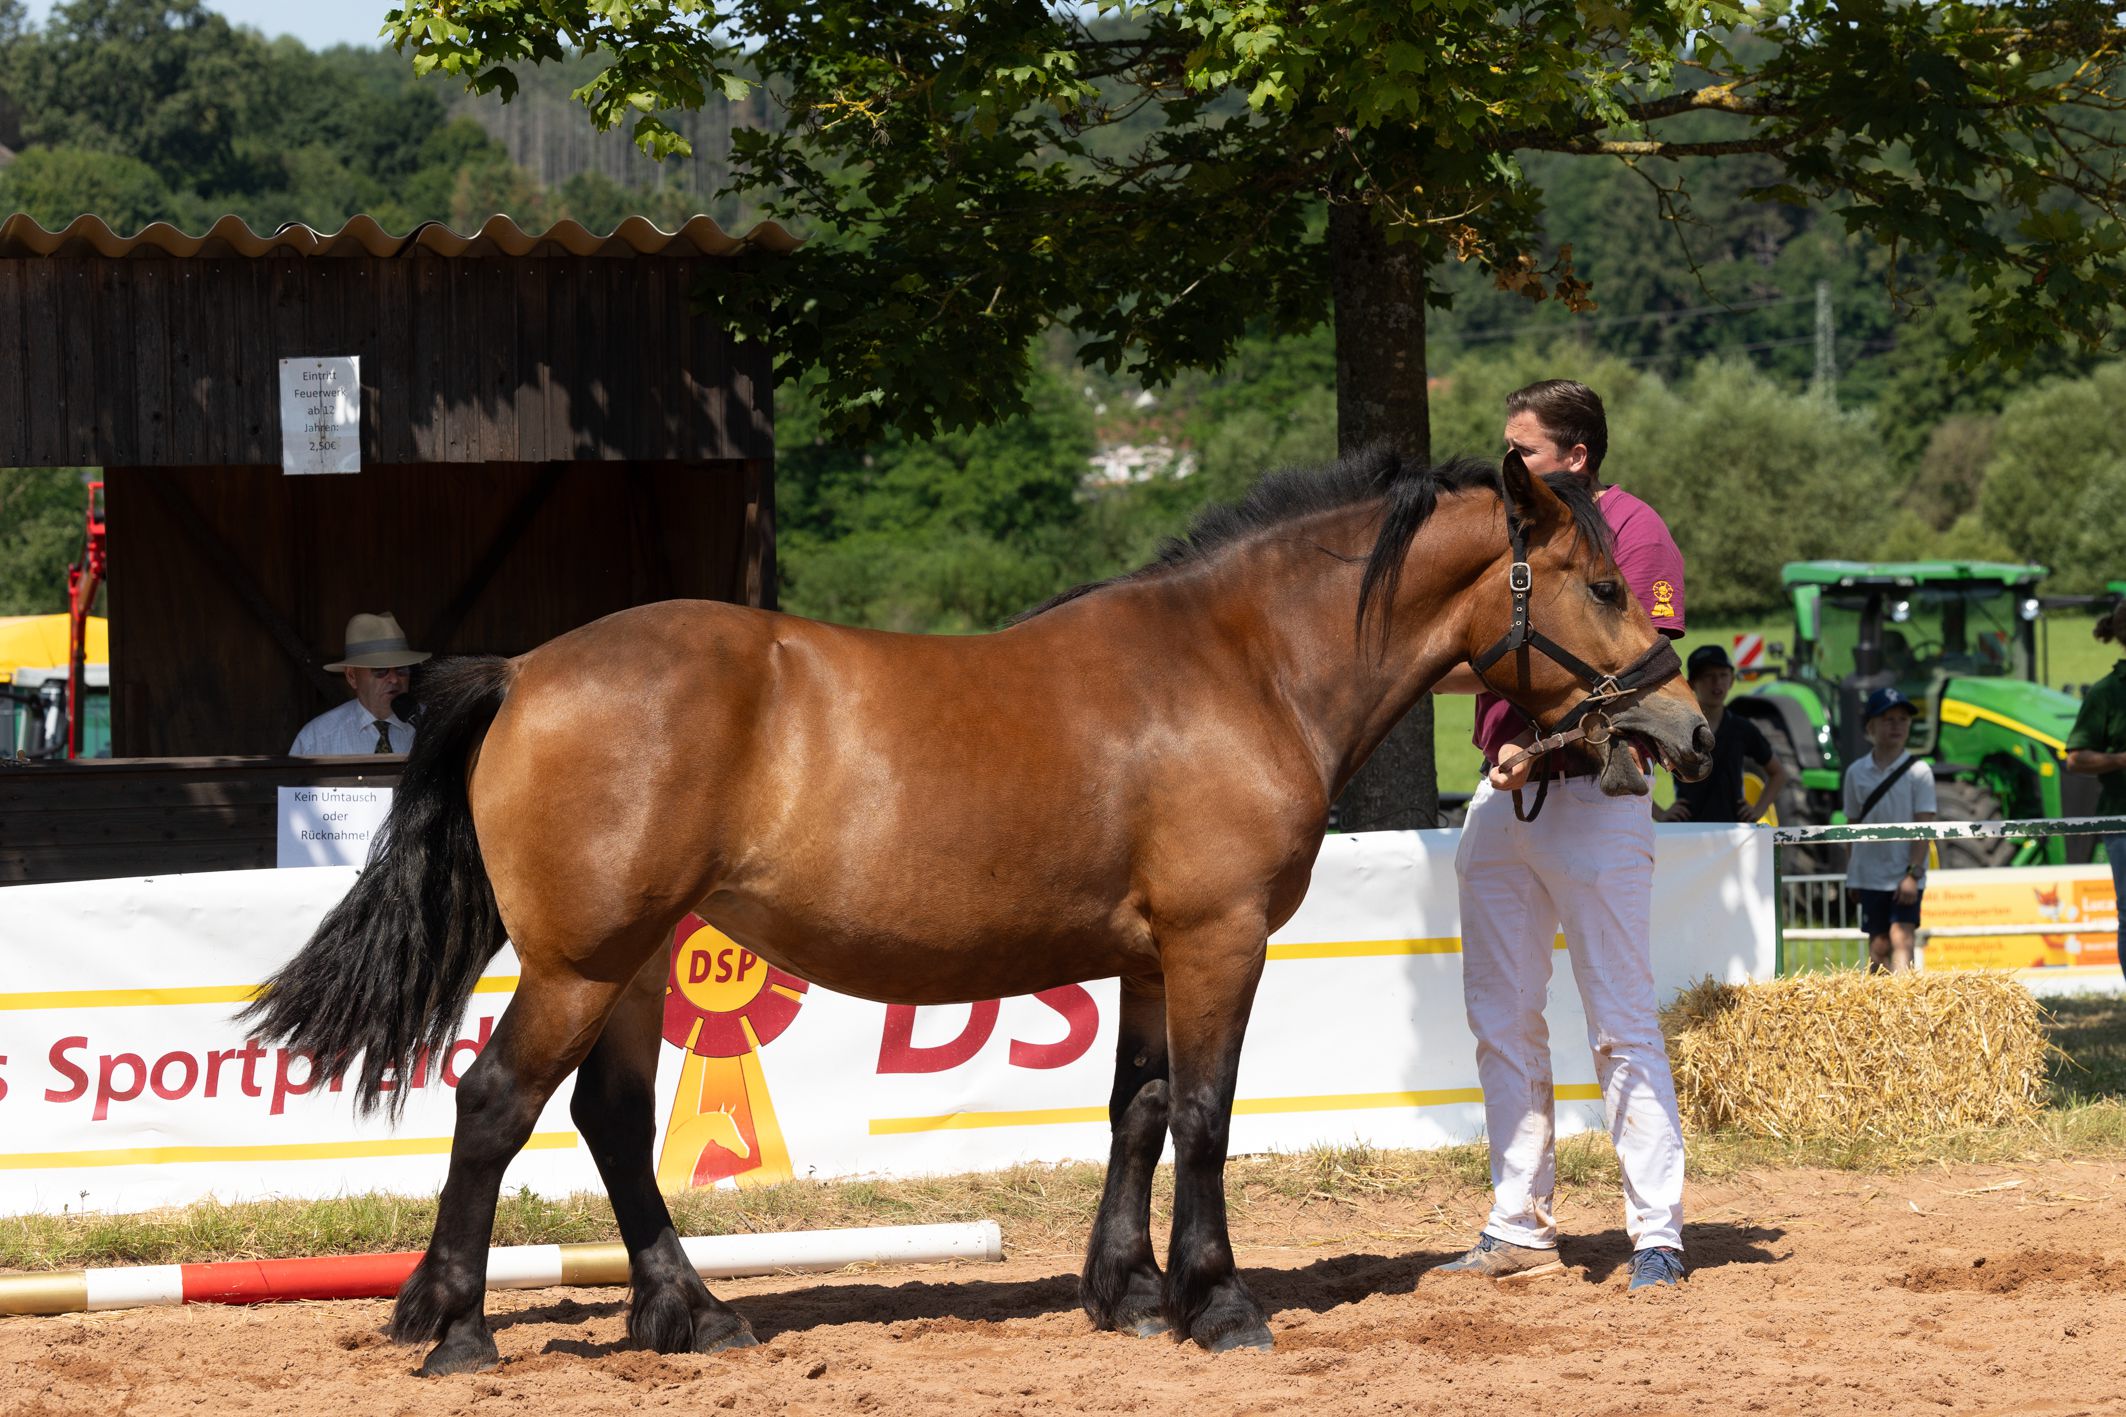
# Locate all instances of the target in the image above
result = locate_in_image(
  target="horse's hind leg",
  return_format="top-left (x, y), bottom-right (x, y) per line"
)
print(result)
top-left (1161, 923), bottom-right (1273, 1352)
top-left (570, 953), bottom-right (755, 1354)
top-left (392, 971), bottom-right (628, 1376)
top-left (1081, 975), bottom-right (1170, 1337)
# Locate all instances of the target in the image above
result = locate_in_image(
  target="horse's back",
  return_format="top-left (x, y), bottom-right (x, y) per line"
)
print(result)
top-left (466, 595), bottom-right (1318, 999)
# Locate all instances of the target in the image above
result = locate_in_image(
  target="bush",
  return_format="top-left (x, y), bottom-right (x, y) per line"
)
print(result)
top-left (1975, 362), bottom-right (2126, 593)
top-left (1902, 414), bottom-right (1995, 532)
top-left (0, 145), bottom-right (179, 232)
top-left (0, 467), bottom-right (94, 615)
top-left (1614, 361), bottom-right (1897, 618)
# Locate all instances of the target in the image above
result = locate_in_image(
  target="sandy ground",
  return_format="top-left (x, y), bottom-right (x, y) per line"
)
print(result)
top-left (5, 1158), bottom-right (2124, 1417)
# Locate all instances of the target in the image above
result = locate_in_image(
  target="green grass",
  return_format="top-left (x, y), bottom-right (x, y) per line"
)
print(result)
top-left (2042, 612), bottom-right (2123, 694)
top-left (2043, 994), bottom-right (2126, 1105)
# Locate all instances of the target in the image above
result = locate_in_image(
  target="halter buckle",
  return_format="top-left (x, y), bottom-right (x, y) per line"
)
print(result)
top-left (1585, 673), bottom-right (1624, 701)
top-left (1508, 561), bottom-right (1532, 593)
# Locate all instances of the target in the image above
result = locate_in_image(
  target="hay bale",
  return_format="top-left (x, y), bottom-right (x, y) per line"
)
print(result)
top-left (1660, 971), bottom-right (2048, 1140)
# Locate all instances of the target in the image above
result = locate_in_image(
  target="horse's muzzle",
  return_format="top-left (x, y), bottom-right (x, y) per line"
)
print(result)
top-left (1609, 696), bottom-right (1713, 785)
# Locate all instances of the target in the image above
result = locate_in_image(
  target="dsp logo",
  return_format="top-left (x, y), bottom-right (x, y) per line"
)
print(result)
top-left (656, 915), bottom-right (809, 1191)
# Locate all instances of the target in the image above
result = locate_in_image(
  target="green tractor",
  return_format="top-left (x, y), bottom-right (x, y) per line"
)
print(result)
top-left (1729, 561), bottom-right (2102, 869)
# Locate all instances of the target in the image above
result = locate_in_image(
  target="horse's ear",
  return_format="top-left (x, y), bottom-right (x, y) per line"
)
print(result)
top-left (1500, 449), bottom-right (1566, 529)
top-left (1501, 448), bottom-right (1534, 508)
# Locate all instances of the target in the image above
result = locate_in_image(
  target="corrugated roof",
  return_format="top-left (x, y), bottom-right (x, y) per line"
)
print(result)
top-left (0, 212), bottom-right (801, 259)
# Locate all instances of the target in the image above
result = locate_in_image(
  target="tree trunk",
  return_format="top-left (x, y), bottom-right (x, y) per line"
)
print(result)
top-left (1327, 199), bottom-right (1440, 831)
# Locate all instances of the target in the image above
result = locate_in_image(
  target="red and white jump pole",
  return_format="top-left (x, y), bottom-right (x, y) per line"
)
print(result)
top-left (0, 1221), bottom-right (1002, 1317)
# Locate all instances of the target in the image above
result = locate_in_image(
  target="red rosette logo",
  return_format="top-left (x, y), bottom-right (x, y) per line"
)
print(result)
top-left (655, 915), bottom-right (809, 1190)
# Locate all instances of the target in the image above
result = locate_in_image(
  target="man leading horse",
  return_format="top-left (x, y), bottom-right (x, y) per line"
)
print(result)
top-left (1433, 379), bottom-right (1692, 1292)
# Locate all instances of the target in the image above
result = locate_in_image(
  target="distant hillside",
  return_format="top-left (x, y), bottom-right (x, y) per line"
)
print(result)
top-left (447, 56), bottom-right (775, 218)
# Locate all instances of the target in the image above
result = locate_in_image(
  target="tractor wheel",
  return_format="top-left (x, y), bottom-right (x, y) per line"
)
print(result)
top-left (1756, 720), bottom-right (1830, 875)
top-left (1931, 779), bottom-right (2014, 869)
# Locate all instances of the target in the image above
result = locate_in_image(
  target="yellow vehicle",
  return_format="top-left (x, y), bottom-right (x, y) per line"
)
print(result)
top-left (1, 614), bottom-right (110, 758)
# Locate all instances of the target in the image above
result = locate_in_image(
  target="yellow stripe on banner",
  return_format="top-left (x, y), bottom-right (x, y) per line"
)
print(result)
top-left (1233, 1087), bottom-right (1484, 1114)
top-left (871, 1105), bottom-right (1107, 1135)
top-left (0, 1129), bottom-right (577, 1171)
top-left (1267, 938), bottom-right (1459, 960)
top-left (869, 1083), bottom-right (1604, 1135)
top-left (0, 975), bottom-right (520, 1012)
top-left (1265, 936), bottom-right (1567, 960)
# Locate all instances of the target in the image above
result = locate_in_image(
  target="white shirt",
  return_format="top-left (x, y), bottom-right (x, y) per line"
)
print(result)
top-left (290, 698), bottom-right (415, 756)
top-left (1842, 752), bottom-right (1936, 890)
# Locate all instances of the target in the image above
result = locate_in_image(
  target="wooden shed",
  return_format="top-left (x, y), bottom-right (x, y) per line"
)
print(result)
top-left (0, 212), bottom-right (792, 883)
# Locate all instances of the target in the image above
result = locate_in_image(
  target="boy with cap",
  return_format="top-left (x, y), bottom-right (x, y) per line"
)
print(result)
top-left (1843, 686), bottom-right (1937, 973)
top-left (1661, 644), bottom-right (1786, 825)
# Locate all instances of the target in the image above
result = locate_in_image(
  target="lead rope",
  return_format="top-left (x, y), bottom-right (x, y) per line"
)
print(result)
top-left (1502, 709), bottom-right (1614, 822)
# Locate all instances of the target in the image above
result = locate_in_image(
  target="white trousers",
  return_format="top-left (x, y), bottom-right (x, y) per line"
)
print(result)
top-left (1454, 776), bottom-right (1685, 1252)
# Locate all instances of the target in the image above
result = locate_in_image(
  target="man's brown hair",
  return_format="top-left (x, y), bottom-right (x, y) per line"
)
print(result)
top-left (1506, 379), bottom-right (1608, 475)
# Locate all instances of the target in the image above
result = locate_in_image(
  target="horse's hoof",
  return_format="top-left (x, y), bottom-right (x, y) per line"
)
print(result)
top-left (1122, 1308), bottom-right (1173, 1342)
top-left (691, 1317), bottom-right (759, 1354)
top-left (418, 1327), bottom-right (500, 1377)
top-left (1206, 1323), bottom-right (1274, 1354)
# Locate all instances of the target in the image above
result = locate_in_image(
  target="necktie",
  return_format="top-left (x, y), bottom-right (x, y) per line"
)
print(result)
top-left (373, 720), bottom-right (392, 754)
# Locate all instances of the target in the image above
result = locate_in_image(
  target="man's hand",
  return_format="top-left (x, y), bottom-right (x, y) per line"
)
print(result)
top-left (1895, 873), bottom-right (1920, 906)
top-left (2067, 748), bottom-right (2126, 775)
top-left (1661, 800), bottom-right (1694, 823)
top-left (1489, 746), bottom-right (1537, 792)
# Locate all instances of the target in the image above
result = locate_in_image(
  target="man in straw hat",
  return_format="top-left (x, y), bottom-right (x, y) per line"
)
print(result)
top-left (289, 612), bottom-right (431, 756)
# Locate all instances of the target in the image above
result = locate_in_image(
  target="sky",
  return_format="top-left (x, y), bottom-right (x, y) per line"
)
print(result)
top-left (22, 2), bottom-right (400, 50)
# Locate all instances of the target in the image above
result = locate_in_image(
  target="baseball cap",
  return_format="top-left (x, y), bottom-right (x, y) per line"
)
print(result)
top-left (1863, 685), bottom-right (1916, 722)
top-left (1686, 644), bottom-right (1733, 678)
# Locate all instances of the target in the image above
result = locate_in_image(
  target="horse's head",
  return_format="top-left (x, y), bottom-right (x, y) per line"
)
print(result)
top-left (1464, 452), bottom-right (1712, 795)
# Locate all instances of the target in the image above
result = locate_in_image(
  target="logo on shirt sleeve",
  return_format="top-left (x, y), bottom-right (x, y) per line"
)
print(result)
top-left (1651, 579), bottom-right (1677, 618)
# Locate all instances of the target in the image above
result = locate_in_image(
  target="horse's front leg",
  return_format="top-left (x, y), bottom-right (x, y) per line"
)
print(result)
top-left (1081, 974), bottom-right (1170, 1337)
top-left (1160, 923), bottom-right (1273, 1352)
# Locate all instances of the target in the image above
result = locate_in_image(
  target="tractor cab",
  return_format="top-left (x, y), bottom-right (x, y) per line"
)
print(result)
top-left (1784, 563), bottom-right (2042, 767)
top-left (1734, 561), bottom-right (2090, 867)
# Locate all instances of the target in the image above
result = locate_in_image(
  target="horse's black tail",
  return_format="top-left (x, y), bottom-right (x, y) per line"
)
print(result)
top-left (241, 656), bottom-right (516, 1118)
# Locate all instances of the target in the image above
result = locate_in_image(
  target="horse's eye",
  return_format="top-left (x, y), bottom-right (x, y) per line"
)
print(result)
top-left (1591, 581), bottom-right (1621, 605)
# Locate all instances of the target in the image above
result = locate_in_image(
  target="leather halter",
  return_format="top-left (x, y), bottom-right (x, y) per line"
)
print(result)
top-left (1465, 488), bottom-right (1682, 822)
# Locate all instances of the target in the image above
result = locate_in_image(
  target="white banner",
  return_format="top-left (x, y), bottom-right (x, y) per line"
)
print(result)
top-left (0, 827), bottom-right (1773, 1215)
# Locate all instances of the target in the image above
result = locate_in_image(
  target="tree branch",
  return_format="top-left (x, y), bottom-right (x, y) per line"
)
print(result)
top-left (1625, 84), bottom-right (1794, 123)
top-left (1490, 82), bottom-right (1795, 150)
top-left (1508, 133), bottom-right (1804, 157)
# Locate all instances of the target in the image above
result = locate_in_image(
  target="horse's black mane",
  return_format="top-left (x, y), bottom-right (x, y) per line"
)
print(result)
top-left (1013, 446), bottom-right (1613, 640)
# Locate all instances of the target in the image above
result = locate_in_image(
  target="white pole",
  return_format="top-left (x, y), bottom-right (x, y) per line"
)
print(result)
top-left (679, 1221), bottom-right (1003, 1278)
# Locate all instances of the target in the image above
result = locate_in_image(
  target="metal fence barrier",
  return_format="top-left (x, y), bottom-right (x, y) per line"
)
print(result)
top-left (1770, 816), bottom-right (2126, 976)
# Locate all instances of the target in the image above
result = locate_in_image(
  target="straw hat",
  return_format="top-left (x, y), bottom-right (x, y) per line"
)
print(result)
top-left (324, 612), bottom-right (431, 671)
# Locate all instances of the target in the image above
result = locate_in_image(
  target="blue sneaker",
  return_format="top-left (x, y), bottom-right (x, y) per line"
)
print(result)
top-left (1627, 1246), bottom-right (1686, 1291)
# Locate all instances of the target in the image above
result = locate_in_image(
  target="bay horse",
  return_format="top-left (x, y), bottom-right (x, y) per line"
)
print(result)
top-left (245, 447), bottom-right (1711, 1375)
